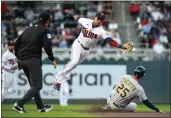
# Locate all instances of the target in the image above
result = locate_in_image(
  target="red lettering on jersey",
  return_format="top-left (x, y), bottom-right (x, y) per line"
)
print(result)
top-left (82, 27), bottom-right (98, 39)
top-left (8, 58), bottom-right (17, 65)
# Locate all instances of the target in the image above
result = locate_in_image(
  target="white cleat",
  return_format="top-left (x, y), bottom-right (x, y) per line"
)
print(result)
top-left (102, 105), bottom-right (110, 110)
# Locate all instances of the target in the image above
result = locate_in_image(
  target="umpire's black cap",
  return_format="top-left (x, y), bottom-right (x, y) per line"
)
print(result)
top-left (95, 12), bottom-right (105, 21)
top-left (38, 12), bottom-right (50, 24)
top-left (8, 40), bottom-right (15, 46)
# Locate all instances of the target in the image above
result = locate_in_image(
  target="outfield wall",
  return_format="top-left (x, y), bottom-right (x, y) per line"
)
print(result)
top-left (5, 59), bottom-right (170, 104)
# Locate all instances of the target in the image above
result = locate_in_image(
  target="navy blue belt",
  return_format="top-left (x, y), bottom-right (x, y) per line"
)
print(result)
top-left (78, 40), bottom-right (89, 50)
top-left (3, 70), bottom-right (14, 74)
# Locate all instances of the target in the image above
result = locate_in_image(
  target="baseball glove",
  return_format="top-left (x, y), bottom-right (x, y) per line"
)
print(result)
top-left (123, 42), bottom-right (135, 52)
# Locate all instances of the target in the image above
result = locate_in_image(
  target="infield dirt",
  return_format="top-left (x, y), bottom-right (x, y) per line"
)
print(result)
top-left (71, 107), bottom-right (170, 117)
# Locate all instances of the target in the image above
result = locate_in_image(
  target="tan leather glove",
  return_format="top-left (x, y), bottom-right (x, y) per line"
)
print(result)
top-left (123, 42), bottom-right (135, 52)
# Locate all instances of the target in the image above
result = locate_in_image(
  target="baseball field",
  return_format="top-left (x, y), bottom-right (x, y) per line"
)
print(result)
top-left (2, 104), bottom-right (170, 117)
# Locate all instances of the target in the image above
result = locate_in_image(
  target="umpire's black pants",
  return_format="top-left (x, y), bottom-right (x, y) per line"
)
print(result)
top-left (17, 58), bottom-right (44, 109)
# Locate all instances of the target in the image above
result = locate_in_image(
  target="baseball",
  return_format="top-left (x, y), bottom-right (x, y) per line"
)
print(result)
top-left (132, 48), bottom-right (136, 51)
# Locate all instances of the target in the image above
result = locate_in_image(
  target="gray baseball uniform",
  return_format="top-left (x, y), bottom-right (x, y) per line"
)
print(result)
top-left (107, 75), bottom-right (147, 112)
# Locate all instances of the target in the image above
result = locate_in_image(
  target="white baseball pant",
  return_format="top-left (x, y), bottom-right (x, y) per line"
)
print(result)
top-left (55, 39), bottom-right (90, 83)
top-left (59, 80), bottom-right (69, 106)
top-left (1, 71), bottom-right (16, 103)
top-left (107, 97), bottom-right (137, 112)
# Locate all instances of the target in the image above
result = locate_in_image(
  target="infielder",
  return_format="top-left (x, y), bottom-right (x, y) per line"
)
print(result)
top-left (103, 66), bottom-right (164, 113)
top-left (1, 41), bottom-right (18, 103)
top-left (54, 9), bottom-right (135, 90)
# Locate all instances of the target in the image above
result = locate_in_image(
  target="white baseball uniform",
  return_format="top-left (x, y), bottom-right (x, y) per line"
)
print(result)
top-left (1, 50), bottom-right (18, 102)
top-left (107, 75), bottom-right (147, 112)
top-left (55, 18), bottom-right (111, 83)
top-left (57, 71), bottom-right (70, 106)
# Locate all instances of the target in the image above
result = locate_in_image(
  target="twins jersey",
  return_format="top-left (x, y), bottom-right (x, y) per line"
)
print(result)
top-left (2, 50), bottom-right (18, 74)
top-left (109, 75), bottom-right (147, 108)
top-left (77, 18), bottom-right (110, 48)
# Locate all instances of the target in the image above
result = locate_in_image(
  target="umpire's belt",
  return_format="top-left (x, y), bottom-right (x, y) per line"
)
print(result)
top-left (78, 40), bottom-right (89, 50)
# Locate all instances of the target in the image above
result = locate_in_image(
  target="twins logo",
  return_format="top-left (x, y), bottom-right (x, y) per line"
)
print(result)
top-left (82, 27), bottom-right (98, 39)
top-left (8, 58), bottom-right (17, 65)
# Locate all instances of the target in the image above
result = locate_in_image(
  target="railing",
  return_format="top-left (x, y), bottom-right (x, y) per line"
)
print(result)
top-left (42, 48), bottom-right (170, 61)
top-left (2, 45), bottom-right (170, 61)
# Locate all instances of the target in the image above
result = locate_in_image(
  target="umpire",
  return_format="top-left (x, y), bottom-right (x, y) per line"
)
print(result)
top-left (13, 12), bottom-right (57, 113)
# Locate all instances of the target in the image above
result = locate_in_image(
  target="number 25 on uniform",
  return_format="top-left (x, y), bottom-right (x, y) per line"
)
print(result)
top-left (116, 84), bottom-right (130, 98)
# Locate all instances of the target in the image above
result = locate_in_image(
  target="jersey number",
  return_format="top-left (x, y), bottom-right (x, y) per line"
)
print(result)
top-left (116, 84), bottom-right (130, 98)
top-left (47, 34), bottom-right (52, 39)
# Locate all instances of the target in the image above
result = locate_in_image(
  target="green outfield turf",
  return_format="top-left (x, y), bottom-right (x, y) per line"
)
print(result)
top-left (1, 104), bottom-right (170, 117)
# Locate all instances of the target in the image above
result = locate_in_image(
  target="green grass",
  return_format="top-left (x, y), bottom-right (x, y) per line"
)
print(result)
top-left (136, 104), bottom-right (170, 112)
top-left (2, 104), bottom-right (170, 117)
top-left (2, 104), bottom-right (97, 117)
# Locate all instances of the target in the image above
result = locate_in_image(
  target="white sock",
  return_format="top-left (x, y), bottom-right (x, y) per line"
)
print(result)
top-left (63, 92), bottom-right (69, 105)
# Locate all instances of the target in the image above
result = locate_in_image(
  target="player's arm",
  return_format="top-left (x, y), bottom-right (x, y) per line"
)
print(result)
top-left (11, 65), bottom-right (18, 70)
top-left (2, 54), bottom-right (11, 70)
top-left (139, 89), bottom-right (164, 113)
top-left (65, 9), bottom-right (80, 22)
top-left (105, 37), bottom-right (135, 51)
top-left (65, 9), bottom-right (90, 26)
top-left (142, 99), bottom-right (161, 112)
top-left (43, 30), bottom-right (56, 68)
top-left (102, 32), bottom-right (135, 51)
top-left (105, 37), bottom-right (125, 49)
top-left (101, 32), bottom-right (125, 49)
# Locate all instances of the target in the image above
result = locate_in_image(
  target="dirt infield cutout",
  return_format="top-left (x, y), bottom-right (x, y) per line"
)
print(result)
top-left (71, 107), bottom-right (170, 117)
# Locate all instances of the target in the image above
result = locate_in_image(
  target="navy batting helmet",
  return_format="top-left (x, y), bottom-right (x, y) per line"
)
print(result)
top-left (8, 40), bottom-right (15, 46)
top-left (134, 66), bottom-right (146, 78)
top-left (95, 12), bottom-right (105, 21)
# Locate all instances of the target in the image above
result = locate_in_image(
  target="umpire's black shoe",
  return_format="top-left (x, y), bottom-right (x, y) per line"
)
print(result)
top-left (38, 105), bottom-right (53, 112)
top-left (12, 103), bottom-right (27, 113)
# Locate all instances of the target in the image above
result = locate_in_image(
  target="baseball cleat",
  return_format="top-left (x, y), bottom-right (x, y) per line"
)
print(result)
top-left (53, 83), bottom-right (61, 91)
top-left (102, 104), bottom-right (110, 110)
top-left (38, 105), bottom-right (53, 112)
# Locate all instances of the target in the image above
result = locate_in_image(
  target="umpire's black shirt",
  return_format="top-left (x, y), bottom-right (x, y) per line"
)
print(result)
top-left (15, 24), bottom-right (54, 61)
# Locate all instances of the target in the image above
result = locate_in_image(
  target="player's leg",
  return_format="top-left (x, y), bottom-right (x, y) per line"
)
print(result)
top-left (1, 73), bottom-right (6, 102)
top-left (59, 81), bottom-right (64, 106)
top-left (6, 73), bottom-right (16, 94)
top-left (123, 102), bottom-right (137, 112)
top-left (78, 50), bottom-right (90, 65)
top-left (62, 81), bottom-right (69, 106)
top-left (1, 72), bottom-right (10, 103)
top-left (1, 79), bottom-right (6, 103)
top-left (55, 40), bottom-right (83, 89)
top-left (106, 97), bottom-right (122, 110)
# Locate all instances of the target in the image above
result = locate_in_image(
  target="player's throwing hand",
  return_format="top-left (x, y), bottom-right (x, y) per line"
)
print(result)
top-left (65, 9), bottom-right (72, 14)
